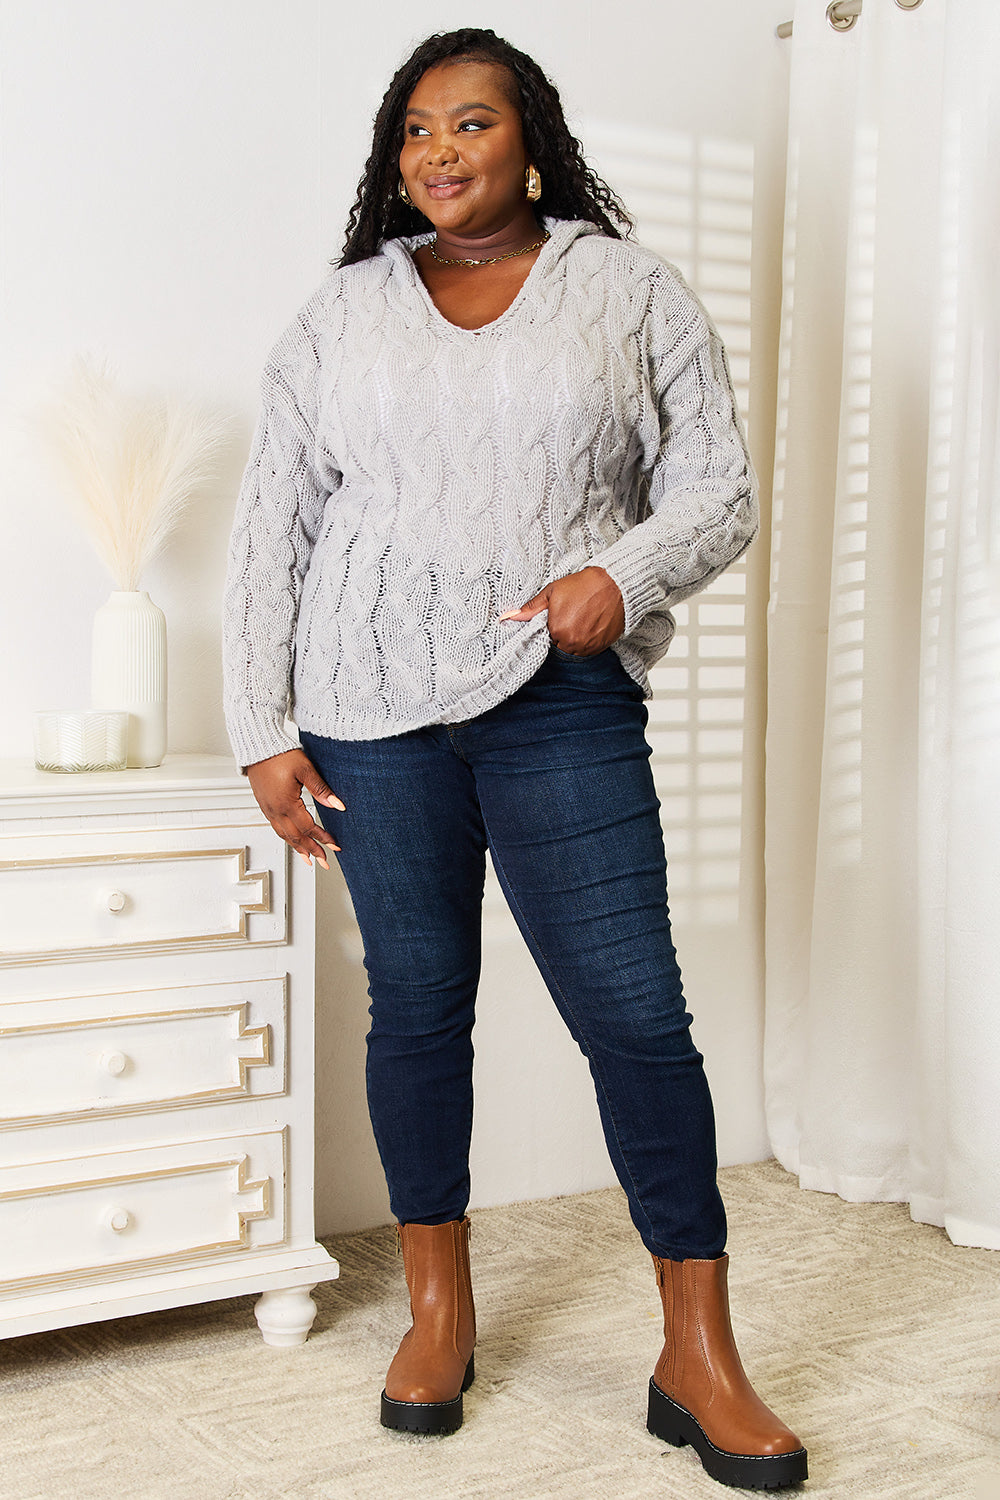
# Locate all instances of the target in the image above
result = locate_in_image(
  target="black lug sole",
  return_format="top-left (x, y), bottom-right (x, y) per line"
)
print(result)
top-left (380, 1353), bottom-right (475, 1436)
top-left (647, 1378), bottom-right (808, 1490)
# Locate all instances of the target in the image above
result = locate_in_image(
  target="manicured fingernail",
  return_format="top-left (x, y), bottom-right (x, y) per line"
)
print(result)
top-left (298, 851), bottom-right (312, 867)
top-left (317, 855), bottom-right (330, 870)
top-left (498, 610), bottom-right (519, 621)
top-left (325, 795), bottom-right (346, 810)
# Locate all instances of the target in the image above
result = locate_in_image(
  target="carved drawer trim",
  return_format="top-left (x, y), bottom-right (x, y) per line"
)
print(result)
top-left (0, 827), bottom-right (287, 965)
top-left (0, 979), bottom-right (287, 1127)
top-left (0, 1130), bottom-right (287, 1293)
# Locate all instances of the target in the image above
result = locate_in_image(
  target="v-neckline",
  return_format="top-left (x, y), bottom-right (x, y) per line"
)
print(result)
top-left (396, 220), bottom-right (558, 337)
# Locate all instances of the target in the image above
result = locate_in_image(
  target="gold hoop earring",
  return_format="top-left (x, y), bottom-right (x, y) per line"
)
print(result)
top-left (398, 178), bottom-right (413, 207)
top-left (525, 164), bottom-right (542, 202)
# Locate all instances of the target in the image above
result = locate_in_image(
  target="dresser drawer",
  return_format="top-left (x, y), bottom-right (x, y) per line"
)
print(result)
top-left (0, 824), bottom-right (286, 964)
top-left (0, 1132), bottom-right (286, 1291)
top-left (0, 980), bottom-right (286, 1126)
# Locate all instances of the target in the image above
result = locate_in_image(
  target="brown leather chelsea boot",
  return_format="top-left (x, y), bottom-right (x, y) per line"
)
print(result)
top-left (647, 1253), bottom-right (808, 1490)
top-left (380, 1217), bottom-right (476, 1435)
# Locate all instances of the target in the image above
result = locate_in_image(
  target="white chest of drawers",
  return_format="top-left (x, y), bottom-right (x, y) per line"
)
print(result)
top-left (0, 755), bottom-right (338, 1345)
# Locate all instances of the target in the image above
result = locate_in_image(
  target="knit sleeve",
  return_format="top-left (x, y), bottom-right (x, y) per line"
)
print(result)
top-left (222, 307), bottom-right (337, 771)
top-left (591, 274), bottom-right (758, 635)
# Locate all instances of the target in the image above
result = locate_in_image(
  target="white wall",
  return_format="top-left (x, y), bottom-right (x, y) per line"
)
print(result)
top-left (0, 0), bottom-right (791, 1235)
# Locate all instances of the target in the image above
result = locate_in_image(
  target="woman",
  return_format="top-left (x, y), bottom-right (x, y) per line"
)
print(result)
top-left (223, 27), bottom-right (807, 1492)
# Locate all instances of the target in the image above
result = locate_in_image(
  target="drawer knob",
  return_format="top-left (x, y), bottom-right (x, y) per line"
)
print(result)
top-left (107, 890), bottom-right (127, 914)
top-left (101, 1051), bottom-right (130, 1077)
top-left (107, 1208), bottom-right (132, 1233)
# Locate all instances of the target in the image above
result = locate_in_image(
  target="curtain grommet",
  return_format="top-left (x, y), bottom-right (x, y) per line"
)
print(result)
top-left (826, 2), bottom-right (859, 32)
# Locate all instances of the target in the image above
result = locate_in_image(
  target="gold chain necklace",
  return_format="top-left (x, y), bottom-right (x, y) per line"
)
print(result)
top-left (428, 232), bottom-right (550, 267)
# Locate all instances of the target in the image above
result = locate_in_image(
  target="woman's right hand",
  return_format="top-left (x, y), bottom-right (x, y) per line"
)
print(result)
top-left (246, 748), bottom-right (344, 869)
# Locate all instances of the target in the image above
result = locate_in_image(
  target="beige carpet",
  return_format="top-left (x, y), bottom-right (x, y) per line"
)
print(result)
top-left (1, 1160), bottom-right (998, 1500)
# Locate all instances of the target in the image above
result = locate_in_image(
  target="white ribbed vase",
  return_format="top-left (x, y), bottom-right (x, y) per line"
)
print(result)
top-left (91, 591), bottom-right (167, 768)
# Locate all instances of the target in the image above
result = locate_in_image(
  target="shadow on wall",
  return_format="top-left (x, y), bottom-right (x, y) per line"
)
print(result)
top-left (148, 420), bottom-right (255, 757)
top-left (315, 868), bottom-right (391, 1234)
top-left (585, 119), bottom-right (755, 926)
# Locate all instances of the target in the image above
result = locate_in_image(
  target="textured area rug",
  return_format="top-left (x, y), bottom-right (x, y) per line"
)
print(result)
top-left (0, 1160), bottom-right (998, 1499)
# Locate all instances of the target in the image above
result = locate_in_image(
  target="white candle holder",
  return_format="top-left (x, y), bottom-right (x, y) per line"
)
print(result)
top-left (33, 711), bottom-right (129, 773)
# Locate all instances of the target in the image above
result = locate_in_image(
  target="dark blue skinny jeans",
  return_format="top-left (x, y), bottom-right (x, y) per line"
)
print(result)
top-left (302, 646), bottom-right (727, 1260)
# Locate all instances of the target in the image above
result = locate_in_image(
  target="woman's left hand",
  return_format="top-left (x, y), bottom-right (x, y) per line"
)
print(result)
top-left (499, 566), bottom-right (626, 656)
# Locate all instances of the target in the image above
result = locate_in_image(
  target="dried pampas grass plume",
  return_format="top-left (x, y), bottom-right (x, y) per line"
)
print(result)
top-left (37, 358), bottom-right (229, 591)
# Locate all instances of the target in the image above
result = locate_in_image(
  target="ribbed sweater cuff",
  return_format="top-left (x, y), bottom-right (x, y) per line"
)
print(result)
top-left (592, 538), bottom-right (668, 636)
top-left (226, 710), bottom-right (301, 774)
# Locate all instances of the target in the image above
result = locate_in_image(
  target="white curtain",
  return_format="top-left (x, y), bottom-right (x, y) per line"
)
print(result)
top-left (765, 0), bottom-right (1000, 1248)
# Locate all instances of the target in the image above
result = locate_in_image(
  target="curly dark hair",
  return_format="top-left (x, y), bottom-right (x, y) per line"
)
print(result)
top-left (339, 27), bottom-right (633, 265)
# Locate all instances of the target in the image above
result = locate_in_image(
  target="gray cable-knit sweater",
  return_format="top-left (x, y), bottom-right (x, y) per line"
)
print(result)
top-left (223, 218), bottom-right (757, 767)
